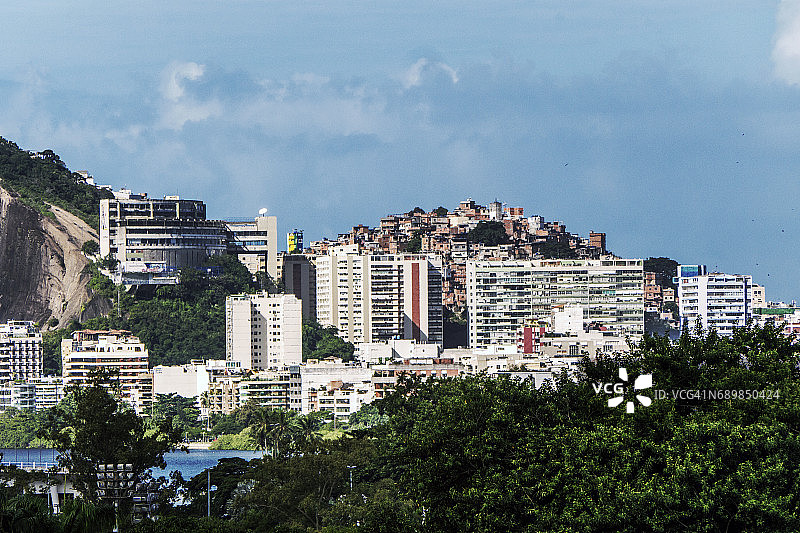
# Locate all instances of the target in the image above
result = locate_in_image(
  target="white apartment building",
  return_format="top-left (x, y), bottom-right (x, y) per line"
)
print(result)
top-left (0, 321), bottom-right (42, 382)
top-left (61, 330), bottom-right (152, 414)
top-left (224, 213), bottom-right (278, 279)
top-left (99, 193), bottom-right (227, 284)
top-left (677, 265), bottom-right (753, 336)
top-left (466, 259), bottom-right (644, 348)
top-left (226, 293), bottom-right (302, 371)
top-left (315, 252), bottom-right (444, 346)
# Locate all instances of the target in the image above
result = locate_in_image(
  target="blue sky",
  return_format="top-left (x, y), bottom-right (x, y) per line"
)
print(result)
top-left (2, 1), bottom-right (800, 301)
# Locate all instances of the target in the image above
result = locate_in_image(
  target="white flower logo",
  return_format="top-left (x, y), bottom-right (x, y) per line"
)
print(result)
top-left (607, 368), bottom-right (653, 413)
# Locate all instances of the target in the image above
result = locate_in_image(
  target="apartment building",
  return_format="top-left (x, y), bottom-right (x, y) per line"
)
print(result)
top-left (226, 293), bottom-right (302, 371)
top-left (0, 321), bottom-right (42, 382)
top-left (466, 259), bottom-right (644, 348)
top-left (315, 251), bottom-right (444, 345)
top-left (677, 265), bottom-right (753, 336)
top-left (61, 330), bottom-right (152, 414)
top-left (281, 254), bottom-right (317, 321)
top-left (224, 213), bottom-right (278, 278)
top-left (99, 191), bottom-right (227, 284)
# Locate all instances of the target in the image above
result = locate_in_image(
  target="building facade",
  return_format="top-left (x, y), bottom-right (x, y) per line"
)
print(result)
top-left (0, 321), bottom-right (42, 382)
top-left (99, 192), bottom-right (227, 284)
top-left (466, 259), bottom-right (644, 348)
top-left (677, 265), bottom-right (753, 336)
top-left (226, 293), bottom-right (302, 371)
top-left (315, 251), bottom-right (444, 346)
top-left (224, 213), bottom-right (278, 279)
top-left (61, 330), bottom-right (152, 414)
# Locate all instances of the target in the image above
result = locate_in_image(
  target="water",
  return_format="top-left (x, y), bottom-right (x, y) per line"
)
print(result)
top-left (0, 448), bottom-right (264, 480)
top-left (153, 449), bottom-right (264, 480)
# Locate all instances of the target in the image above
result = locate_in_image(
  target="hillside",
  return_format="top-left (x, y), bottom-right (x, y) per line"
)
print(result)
top-left (0, 139), bottom-right (112, 325)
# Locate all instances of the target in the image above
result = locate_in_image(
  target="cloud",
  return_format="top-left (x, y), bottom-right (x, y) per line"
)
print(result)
top-left (773, 0), bottom-right (800, 84)
top-left (157, 61), bottom-right (221, 129)
top-left (160, 61), bottom-right (205, 101)
top-left (401, 58), bottom-right (459, 89)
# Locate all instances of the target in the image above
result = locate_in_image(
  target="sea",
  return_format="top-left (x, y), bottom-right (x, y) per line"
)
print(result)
top-left (0, 448), bottom-right (264, 481)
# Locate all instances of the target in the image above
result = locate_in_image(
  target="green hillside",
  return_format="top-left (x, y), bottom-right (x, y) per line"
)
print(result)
top-left (0, 137), bottom-right (113, 228)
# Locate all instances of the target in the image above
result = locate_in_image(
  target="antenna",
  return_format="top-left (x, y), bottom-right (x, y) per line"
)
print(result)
top-left (258, 207), bottom-right (268, 216)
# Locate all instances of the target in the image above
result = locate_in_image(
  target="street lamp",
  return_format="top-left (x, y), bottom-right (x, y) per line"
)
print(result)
top-left (346, 465), bottom-right (356, 491)
top-left (96, 463), bottom-right (136, 532)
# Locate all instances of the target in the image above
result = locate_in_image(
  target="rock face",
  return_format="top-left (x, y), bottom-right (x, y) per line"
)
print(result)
top-left (0, 186), bottom-right (109, 326)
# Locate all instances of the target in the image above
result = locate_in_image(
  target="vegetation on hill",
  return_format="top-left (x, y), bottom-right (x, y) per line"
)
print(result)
top-left (467, 220), bottom-right (510, 246)
top-left (0, 137), bottom-right (113, 228)
top-left (43, 254), bottom-right (261, 370)
top-left (644, 256), bottom-right (679, 290)
top-left (302, 321), bottom-right (356, 362)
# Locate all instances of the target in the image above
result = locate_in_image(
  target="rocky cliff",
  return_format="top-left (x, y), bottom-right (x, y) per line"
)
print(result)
top-left (0, 185), bottom-right (109, 326)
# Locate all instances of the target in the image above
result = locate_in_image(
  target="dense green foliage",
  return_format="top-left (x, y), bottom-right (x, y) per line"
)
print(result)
top-left (466, 221), bottom-right (510, 246)
top-left (147, 394), bottom-right (202, 440)
top-left (644, 256), bottom-right (679, 290)
top-left (535, 238), bottom-right (579, 259)
top-left (0, 138), bottom-right (114, 228)
top-left (302, 321), bottom-right (356, 362)
top-left (433, 206), bottom-right (448, 217)
top-left (0, 409), bottom-right (50, 448)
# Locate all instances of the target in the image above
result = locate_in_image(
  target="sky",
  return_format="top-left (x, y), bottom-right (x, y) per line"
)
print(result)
top-left (1, 1), bottom-right (800, 301)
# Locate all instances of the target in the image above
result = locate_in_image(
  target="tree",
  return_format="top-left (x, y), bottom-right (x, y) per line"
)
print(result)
top-left (81, 240), bottom-right (100, 256)
top-left (644, 256), bottom-right (679, 290)
top-left (467, 221), bottom-right (510, 246)
top-left (148, 393), bottom-right (201, 439)
top-left (302, 321), bottom-right (355, 362)
top-left (433, 206), bottom-right (448, 217)
top-left (372, 326), bottom-right (800, 531)
top-left (39, 379), bottom-right (182, 499)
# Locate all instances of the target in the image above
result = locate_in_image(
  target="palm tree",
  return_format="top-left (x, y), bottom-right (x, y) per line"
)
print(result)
top-left (59, 498), bottom-right (115, 533)
top-left (248, 407), bottom-right (273, 455)
top-left (267, 409), bottom-right (299, 458)
top-left (294, 414), bottom-right (324, 452)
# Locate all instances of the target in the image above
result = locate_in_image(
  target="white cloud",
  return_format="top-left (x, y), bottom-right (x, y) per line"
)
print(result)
top-left (773, 0), bottom-right (800, 84)
top-left (157, 61), bottom-right (221, 130)
top-left (401, 58), bottom-right (459, 89)
top-left (161, 61), bottom-right (205, 101)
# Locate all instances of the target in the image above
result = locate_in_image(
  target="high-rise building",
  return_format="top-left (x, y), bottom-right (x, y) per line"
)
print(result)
top-left (677, 265), bottom-right (753, 336)
top-left (287, 229), bottom-right (304, 254)
top-left (315, 251), bottom-right (444, 345)
top-left (282, 254), bottom-right (317, 321)
top-left (225, 213), bottom-right (279, 279)
top-left (61, 330), bottom-right (152, 414)
top-left (100, 192), bottom-right (227, 284)
top-left (226, 293), bottom-right (302, 371)
top-left (0, 321), bottom-right (42, 382)
top-left (466, 259), bottom-right (644, 348)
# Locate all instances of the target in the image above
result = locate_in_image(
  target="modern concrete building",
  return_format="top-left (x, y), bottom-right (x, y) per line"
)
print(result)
top-left (224, 213), bottom-right (279, 279)
top-left (226, 293), bottom-right (302, 371)
top-left (466, 259), bottom-right (645, 348)
top-left (677, 265), bottom-right (753, 336)
top-left (99, 192), bottom-right (227, 284)
top-left (0, 321), bottom-right (42, 382)
top-left (281, 254), bottom-right (317, 321)
top-left (315, 251), bottom-right (444, 346)
top-left (61, 330), bottom-right (152, 414)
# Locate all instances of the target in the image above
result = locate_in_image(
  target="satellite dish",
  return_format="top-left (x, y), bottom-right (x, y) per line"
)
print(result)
top-left (258, 208), bottom-right (268, 215)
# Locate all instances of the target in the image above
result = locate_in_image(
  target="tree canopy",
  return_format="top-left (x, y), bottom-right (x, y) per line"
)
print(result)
top-left (466, 221), bottom-right (510, 246)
